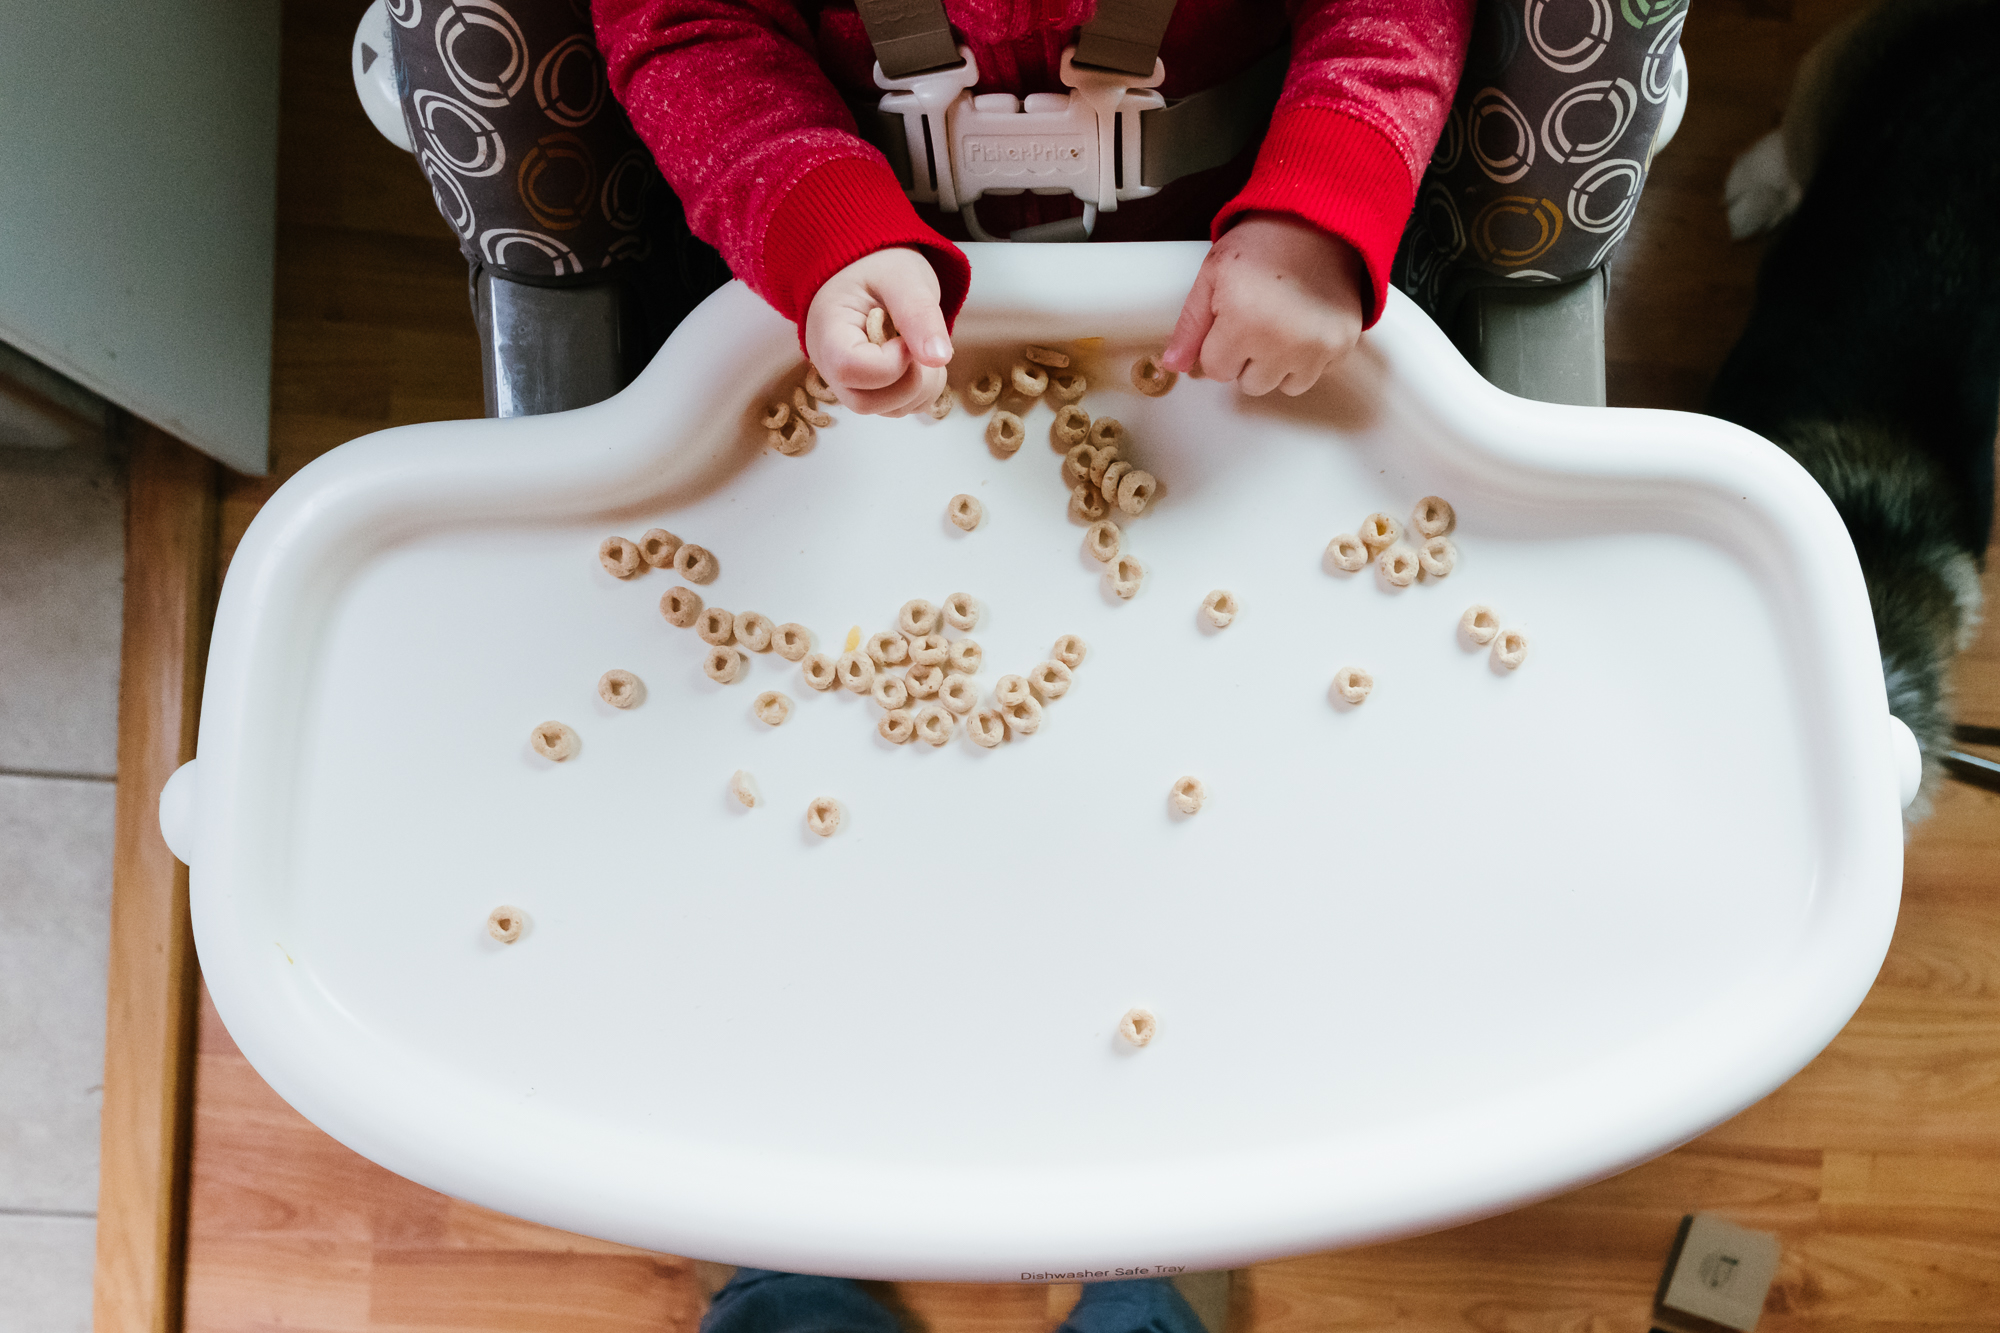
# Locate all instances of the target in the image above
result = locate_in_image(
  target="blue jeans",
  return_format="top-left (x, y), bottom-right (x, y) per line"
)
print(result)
top-left (700, 1269), bottom-right (1210, 1333)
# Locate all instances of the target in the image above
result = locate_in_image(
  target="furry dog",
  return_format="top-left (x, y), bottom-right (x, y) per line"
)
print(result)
top-left (1707, 0), bottom-right (1999, 818)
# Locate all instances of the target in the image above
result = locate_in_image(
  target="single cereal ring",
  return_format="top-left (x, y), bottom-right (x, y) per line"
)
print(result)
top-left (599, 536), bottom-right (641, 578)
top-left (1051, 634), bottom-right (1087, 669)
top-left (865, 305), bottom-right (893, 345)
top-left (529, 721), bottom-right (578, 761)
top-left (696, 607), bottom-right (735, 645)
top-left (899, 599), bottom-right (940, 637)
top-left (995, 674), bottom-right (1031, 708)
top-left (1379, 546), bottom-right (1419, 587)
top-left (987, 410), bottom-right (1025, 454)
top-left (806, 796), bottom-right (842, 837)
top-left (968, 707), bottom-right (1006, 748)
top-left (773, 622), bottom-right (813, 661)
top-left (703, 646), bottom-right (744, 684)
top-left (1418, 536), bottom-right (1456, 578)
top-left (1170, 776), bottom-right (1204, 815)
top-left (1069, 484), bottom-right (1108, 524)
top-left (1088, 444), bottom-right (1120, 486)
top-left (836, 650), bottom-right (876, 693)
top-left (770, 415), bottom-right (815, 455)
top-left (938, 673), bottom-right (977, 714)
top-left (906, 663), bottom-right (944, 698)
top-left (1360, 513), bottom-right (1400, 552)
top-left (1119, 1007), bottom-right (1157, 1047)
top-left (1412, 495), bottom-right (1456, 537)
top-left (735, 612), bottom-right (776, 652)
top-left (1326, 534), bottom-right (1369, 573)
top-left (729, 769), bottom-right (759, 807)
top-left (598, 669), bottom-right (643, 708)
top-left (801, 651), bottom-right (838, 691)
top-left (753, 690), bottom-right (792, 725)
top-left (914, 703), bottom-right (954, 746)
top-left (907, 632), bottom-right (949, 666)
top-left (638, 528), bottom-right (682, 567)
top-left (1084, 519), bottom-right (1122, 562)
top-left (1029, 660), bottom-right (1072, 700)
top-left (1049, 371), bottom-right (1087, 402)
top-left (1116, 469), bottom-right (1157, 516)
top-left (1098, 460), bottom-right (1132, 504)
top-left (943, 592), bottom-right (979, 630)
top-left (803, 363), bottom-right (839, 403)
top-left (1051, 404), bottom-right (1091, 448)
top-left (674, 543), bottom-right (719, 583)
top-left (948, 493), bottom-right (983, 531)
top-left (1002, 696), bottom-right (1043, 734)
top-left (1131, 355), bottom-right (1176, 396)
top-left (660, 586), bottom-right (703, 627)
top-left (1010, 362), bottom-right (1049, 398)
top-left (866, 631), bottom-right (909, 668)
top-left (1460, 604), bottom-right (1501, 645)
top-left (871, 674), bottom-right (909, 711)
top-left (928, 386), bottom-right (954, 419)
top-left (1024, 344), bottom-right (1070, 368)
top-left (1333, 666), bottom-right (1373, 705)
top-left (791, 386), bottom-right (833, 428)
top-left (967, 371), bottom-right (1003, 407)
top-left (878, 708), bottom-right (915, 744)
top-left (1109, 554), bottom-right (1144, 600)
top-left (1087, 417), bottom-right (1124, 449)
top-left (1494, 628), bottom-right (1529, 670)
top-left (760, 401), bottom-right (790, 430)
top-left (1062, 443), bottom-right (1097, 487)
top-left (487, 906), bottom-right (526, 943)
top-left (1200, 589), bottom-right (1238, 628)
top-left (946, 638), bottom-right (982, 675)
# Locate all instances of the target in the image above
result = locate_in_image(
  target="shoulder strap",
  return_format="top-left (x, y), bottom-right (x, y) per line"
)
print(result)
top-left (852, 0), bottom-right (1181, 80)
top-left (1073, 0), bottom-right (1179, 76)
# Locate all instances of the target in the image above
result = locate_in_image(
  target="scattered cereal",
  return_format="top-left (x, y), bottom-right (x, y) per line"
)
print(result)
top-left (946, 639), bottom-right (982, 675)
top-left (1062, 443), bottom-right (1097, 488)
top-left (987, 410), bottom-right (1025, 454)
top-left (1116, 469), bottom-right (1157, 515)
top-left (639, 529), bottom-right (682, 567)
top-left (770, 416), bottom-right (815, 455)
top-left (660, 586), bottom-right (703, 627)
top-left (753, 691), bottom-right (791, 725)
top-left (878, 709), bottom-right (915, 744)
top-left (674, 543), bottom-right (719, 583)
top-left (697, 607), bottom-right (736, 645)
top-left (1326, 534), bottom-right (1369, 573)
top-left (1333, 666), bottom-right (1373, 705)
top-left (967, 371), bottom-right (1004, 407)
top-left (928, 386), bottom-right (954, 419)
top-left (1011, 362), bottom-right (1049, 398)
top-left (914, 703), bottom-right (955, 746)
top-left (735, 612), bottom-right (776, 652)
top-left (1412, 496), bottom-right (1456, 537)
top-left (1418, 536), bottom-right (1456, 578)
top-left (1098, 460), bottom-right (1132, 504)
top-left (867, 631), bottom-right (909, 668)
top-left (1379, 546), bottom-right (1419, 587)
top-left (872, 674), bottom-right (910, 711)
top-left (968, 707), bottom-right (1007, 747)
top-left (1002, 696), bottom-right (1044, 734)
top-left (1088, 417), bottom-right (1125, 449)
top-left (1200, 590), bottom-right (1238, 628)
top-left (845, 626), bottom-right (862, 652)
top-left (1088, 445), bottom-right (1120, 486)
top-left (1494, 628), bottom-right (1529, 670)
top-left (599, 536), bottom-right (641, 578)
top-left (1052, 634), bottom-right (1088, 669)
top-left (836, 650), bottom-right (876, 693)
top-left (944, 592), bottom-right (979, 630)
top-left (1049, 371), bottom-right (1087, 402)
top-left (801, 652), bottom-right (839, 691)
top-left (1170, 776), bottom-right (1204, 815)
top-left (791, 386), bottom-right (833, 428)
top-left (803, 364), bottom-right (839, 402)
top-left (760, 401), bottom-right (789, 430)
top-left (899, 599), bottom-right (940, 637)
top-left (806, 796), bottom-right (842, 836)
top-left (598, 669), bottom-right (643, 708)
top-left (907, 632), bottom-right (949, 666)
top-left (1460, 605), bottom-right (1500, 645)
top-left (1025, 344), bottom-right (1070, 368)
top-left (704, 646), bottom-right (745, 684)
top-left (948, 493), bottom-right (983, 531)
top-left (1069, 484), bottom-right (1108, 523)
top-left (1119, 1007), bottom-right (1157, 1047)
top-left (939, 673), bottom-right (978, 714)
top-left (1029, 660), bottom-right (1072, 700)
top-left (1084, 519), bottom-right (1122, 562)
top-left (529, 721), bottom-right (578, 761)
top-left (866, 305), bottom-right (892, 345)
top-left (1131, 355), bottom-right (1176, 396)
top-left (1108, 554), bottom-right (1145, 600)
top-left (906, 663), bottom-right (944, 697)
top-left (1052, 404), bottom-right (1092, 447)
top-left (487, 906), bottom-right (526, 943)
top-left (995, 674), bottom-right (1031, 708)
top-left (773, 622), bottom-right (813, 660)
top-left (1360, 513), bottom-right (1400, 553)
top-left (730, 770), bottom-right (760, 807)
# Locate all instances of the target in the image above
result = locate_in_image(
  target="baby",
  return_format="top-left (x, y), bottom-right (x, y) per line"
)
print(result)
top-left (595, 0), bottom-right (1472, 414)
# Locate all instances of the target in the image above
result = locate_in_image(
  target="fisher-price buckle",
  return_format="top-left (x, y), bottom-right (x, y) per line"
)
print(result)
top-left (874, 46), bottom-right (1167, 242)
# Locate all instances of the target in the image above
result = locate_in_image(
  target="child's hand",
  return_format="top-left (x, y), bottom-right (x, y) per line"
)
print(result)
top-left (803, 248), bottom-right (954, 417)
top-left (1160, 213), bottom-right (1367, 396)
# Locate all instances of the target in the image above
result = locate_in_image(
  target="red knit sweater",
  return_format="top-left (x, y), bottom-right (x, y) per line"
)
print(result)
top-left (595, 0), bottom-right (1472, 336)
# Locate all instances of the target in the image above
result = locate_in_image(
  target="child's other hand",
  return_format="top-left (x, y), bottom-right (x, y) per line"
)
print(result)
top-left (1160, 213), bottom-right (1366, 396)
top-left (804, 248), bottom-right (953, 417)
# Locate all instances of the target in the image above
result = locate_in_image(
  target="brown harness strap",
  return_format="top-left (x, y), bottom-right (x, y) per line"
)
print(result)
top-left (852, 0), bottom-right (962, 79)
top-left (1073, 0), bottom-right (1180, 76)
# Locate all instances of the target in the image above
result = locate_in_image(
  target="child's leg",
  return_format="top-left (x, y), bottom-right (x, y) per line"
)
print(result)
top-left (1055, 1278), bottom-right (1214, 1333)
top-left (698, 1268), bottom-right (901, 1333)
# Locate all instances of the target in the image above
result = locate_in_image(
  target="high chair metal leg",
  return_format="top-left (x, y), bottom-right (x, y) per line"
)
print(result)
top-left (1449, 269), bottom-right (1608, 408)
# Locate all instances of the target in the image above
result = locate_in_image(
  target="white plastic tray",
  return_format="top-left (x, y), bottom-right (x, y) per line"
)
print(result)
top-left (167, 244), bottom-right (1909, 1281)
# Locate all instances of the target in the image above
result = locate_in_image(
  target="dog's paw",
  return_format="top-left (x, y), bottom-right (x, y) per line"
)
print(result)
top-left (1724, 130), bottom-right (1801, 239)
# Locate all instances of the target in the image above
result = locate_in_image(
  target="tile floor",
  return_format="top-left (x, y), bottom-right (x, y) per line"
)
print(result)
top-left (0, 427), bottom-right (126, 1333)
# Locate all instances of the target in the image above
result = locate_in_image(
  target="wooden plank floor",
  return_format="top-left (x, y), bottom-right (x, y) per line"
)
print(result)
top-left (182, 0), bottom-right (2000, 1328)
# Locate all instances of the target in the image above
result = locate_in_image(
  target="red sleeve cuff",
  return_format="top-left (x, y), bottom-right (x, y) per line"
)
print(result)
top-left (762, 157), bottom-right (971, 345)
top-left (1212, 107), bottom-right (1417, 328)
